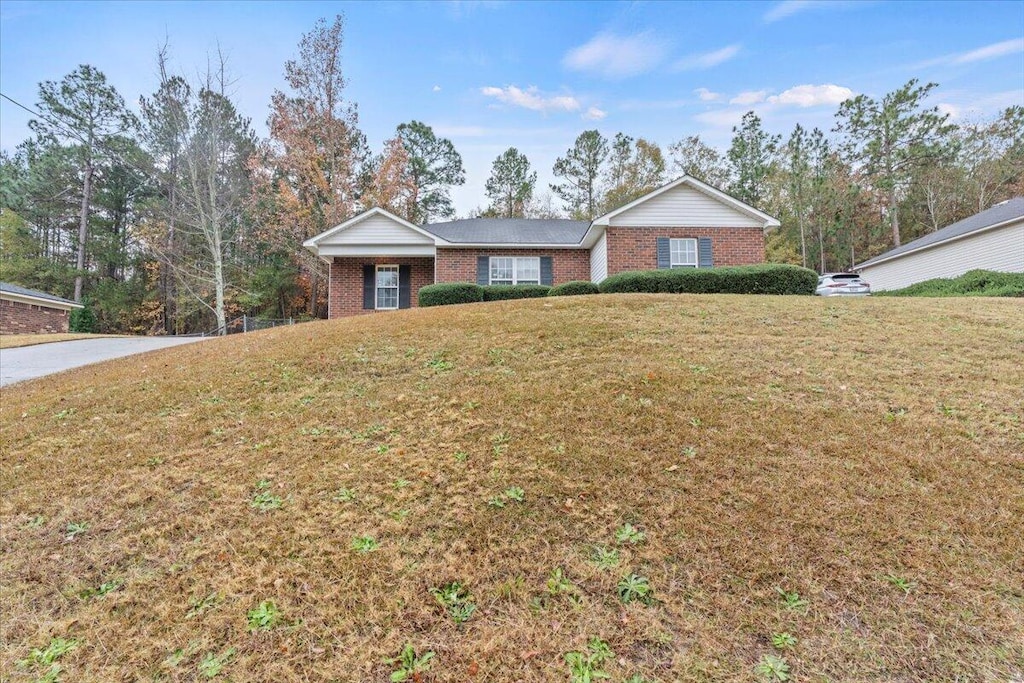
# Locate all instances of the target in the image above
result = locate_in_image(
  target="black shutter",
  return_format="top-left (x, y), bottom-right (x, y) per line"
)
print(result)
top-left (540, 256), bottom-right (553, 285)
top-left (476, 256), bottom-right (490, 285)
top-left (656, 237), bottom-right (671, 269)
top-left (399, 265), bottom-right (412, 309)
top-left (362, 265), bottom-right (375, 310)
top-left (698, 237), bottom-right (714, 268)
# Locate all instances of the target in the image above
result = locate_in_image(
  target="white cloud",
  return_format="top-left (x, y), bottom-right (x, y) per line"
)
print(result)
top-left (764, 0), bottom-right (859, 23)
top-left (936, 103), bottom-right (960, 120)
top-left (432, 85), bottom-right (442, 92)
top-left (480, 85), bottom-right (581, 113)
top-left (767, 84), bottom-right (854, 107)
top-left (562, 31), bottom-right (669, 78)
top-left (729, 90), bottom-right (768, 105)
top-left (695, 87), bottom-right (721, 102)
top-left (582, 106), bottom-right (607, 121)
top-left (953, 38), bottom-right (1024, 64)
top-left (673, 44), bottom-right (740, 71)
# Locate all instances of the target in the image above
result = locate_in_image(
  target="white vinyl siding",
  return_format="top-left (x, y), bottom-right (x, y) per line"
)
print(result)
top-left (858, 220), bottom-right (1024, 291)
top-left (590, 231), bottom-right (608, 282)
top-left (670, 238), bottom-right (698, 268)
top-left (489, 257), bottom-right (540, 285)
top-left (375, 265), bottom-right (399, 309)
top-left (327, 213), bottom-right (435, 245)
top-left (609, 184), bottom-right (762, 228)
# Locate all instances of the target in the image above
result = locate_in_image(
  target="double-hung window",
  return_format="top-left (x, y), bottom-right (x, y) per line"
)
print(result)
top-left (669, 238), bottom-right (698, 268)
top-left (375, 265), bottom-right (399, 310)
top-left (489, 256), bottom-right (540, 285)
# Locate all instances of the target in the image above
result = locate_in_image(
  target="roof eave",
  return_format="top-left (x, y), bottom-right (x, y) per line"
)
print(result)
top-left (856, 215), bottom-right (1023, 269)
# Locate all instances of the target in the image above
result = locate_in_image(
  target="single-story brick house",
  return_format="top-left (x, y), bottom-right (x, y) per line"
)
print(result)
top-left (304, 175), bottom-right (780, 318)
top-left (0, 282), bottom-right (83, 334)
top-left (855, 197), bottom-right (1024, 291)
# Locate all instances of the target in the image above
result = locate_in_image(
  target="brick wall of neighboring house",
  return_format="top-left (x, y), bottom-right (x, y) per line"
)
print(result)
top-left (328, 257), bottom-right (435, 319)
top-left (605, 226), bottom-right (765, 275)
top-left (0, 298), bottom-right (72, 334)
top-left (436, 248), bottom-right (591, 284)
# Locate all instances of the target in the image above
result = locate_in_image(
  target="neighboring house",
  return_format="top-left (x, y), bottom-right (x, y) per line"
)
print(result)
top-left (855, 198), bottom-right (1024, 291)
top-left (304, 175), bottom-right (780, 318)
top-left (0, 282), bottom-right (83, 334)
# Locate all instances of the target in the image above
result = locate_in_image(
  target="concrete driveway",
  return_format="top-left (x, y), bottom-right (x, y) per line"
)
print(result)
top-left (0, 336), bottom-right (206, 387)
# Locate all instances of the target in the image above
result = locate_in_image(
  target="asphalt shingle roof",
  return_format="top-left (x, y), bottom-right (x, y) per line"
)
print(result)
top-left (421, 218), bottom-right (591, 245)
top-left (0, 281), bottom-right (80, 306)
top-left (857, 197), bottom-right (1024, 268)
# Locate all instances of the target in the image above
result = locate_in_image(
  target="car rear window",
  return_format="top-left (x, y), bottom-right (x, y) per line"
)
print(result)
top-left (832, 274), bottom-right (861, 280)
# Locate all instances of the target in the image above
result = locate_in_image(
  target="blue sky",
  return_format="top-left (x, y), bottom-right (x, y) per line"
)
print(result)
top-left (1, 0), bottom-right (1022, 216)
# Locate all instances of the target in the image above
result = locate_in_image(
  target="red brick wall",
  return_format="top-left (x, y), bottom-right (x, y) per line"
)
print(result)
top-left (0, 298), bottom-right (71, 334)
top-left (436, 248), bottom-right (591, 284)
top-left (328, 257), bottom-right (435, 319)
top-left (606, 226), bottom-right (765, 275)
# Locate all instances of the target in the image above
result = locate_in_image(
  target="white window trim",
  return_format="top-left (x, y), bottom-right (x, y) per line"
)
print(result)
top-left (489, 256), bottom-right (541, 285)
top-left (375, 264), bottom-right (400, 310)
top-left (669, 238), bottom-right (698, 268)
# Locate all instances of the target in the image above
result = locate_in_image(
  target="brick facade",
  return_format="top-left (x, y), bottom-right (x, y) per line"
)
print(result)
top-left (605, 226), bottom-right (765, 274)
top-left (328, 257), bottom-right (435, 319)
top-left (0, 298), bottom-right (72, 334)
top-left (436, 247), bottom-right (591, 284)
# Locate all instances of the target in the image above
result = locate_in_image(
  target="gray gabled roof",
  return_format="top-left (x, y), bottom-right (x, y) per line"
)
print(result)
top-left (422, 218), bottom-right (591, 245)
top-left (857, 197), bottom-right (1024, 268)
top-left (0, 281), bottom-right (81, 307)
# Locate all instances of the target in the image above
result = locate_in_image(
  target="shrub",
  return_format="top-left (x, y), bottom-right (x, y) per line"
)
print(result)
top-left (599, 264), bottom-right (817, 296)
top-left (482, 284), bottom-right (551, 301)
top-left (548, 280), bottom-right (600, 297)
top-left (418, 283), bottom-right (484, 307)
top-left (69, 302), bottom-right (97, 332)
top-left (874, 269), bottom-right (1024, 297)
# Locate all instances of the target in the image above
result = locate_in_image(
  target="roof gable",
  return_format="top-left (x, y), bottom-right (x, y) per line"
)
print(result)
top-left (0, 281), bottom-right (82, 309)
top-left (592, 175), bottom-right (780, 229)
top-left (304, 208), bottom-right (441, 249)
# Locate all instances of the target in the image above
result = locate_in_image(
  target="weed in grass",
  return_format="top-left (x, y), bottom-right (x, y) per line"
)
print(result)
top-left (623, 676), bottom-right (653, 683)
top-left (198, 647), bottom-right (235, 678)
top-left (250, 490), bottom-right (283, 512)
top-left (486, 496), bottom-right (506, 509)
top-left (776, 587), bottom-right (808, 611)
top-left (431, 581), bottom-right (477, 624)
top-left (387, 643), bottom-right (435, 682)
top-left (681, 446), bottom-right (697, 458)
top-left (755, 654), bottom-right (791, 681)
top-left (589, 546), bottom-right (620, 571)
top-left (80, 579), bottom-right (122, 599)
top-left (425, 356), bottom-right (454, 372)
top-left (504, 486), bottom-right (525, 502)
top-left (454, 451), bottom-right (468, 462)
top-left (547, 567), bottom-right (575, 596)
top-left (939, 403), bottom-right (958, 417)
top-left (26, 515), bottom-right (46, 528)
top-left (565, 637), bottom-right (613, 682)
top-left (883, 574), bottom-right (916, 593)
top-left (689, 364), bottom-right (709, 374)
top-left (771, 632), bottom-right (798, 650)
top-left (462, 400), bottom-right (479, 411)
top-left (615, 523), bottom-right (646, 545)
top-left (21, 637), bottom-right (78, 667)
top-left (65, 521), bottom-right (88, 540)
top-left (332, 488), bottom-right (356, 502)
top-left (351, 535), bottom-right (379, 553)
top-left (884, 407), bottom-right (908, 422)
top-left (376, 444), bottom-right (390, 454)
top-left (393, 478), bottom-right (411, 489)
top-left (186, 592), bottom-right (222, 619)
top-left (246, 600), bottom-right (281, 631)
top-left (618, 573), bottom-right (655, 605)
top-left (53, 408), bottom-right (75, 420)
top-left (390, 509), bottom-right (411, 522)
top-left (689, 417), bottom-right (703, 427)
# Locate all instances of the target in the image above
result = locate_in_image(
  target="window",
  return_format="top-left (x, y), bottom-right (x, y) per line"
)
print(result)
top-left (490, 256), bottom-right (540, 285)
top-left (670, 238), bottom-right (698, 268)
top-left (375, 265), bottom-right (399, 310)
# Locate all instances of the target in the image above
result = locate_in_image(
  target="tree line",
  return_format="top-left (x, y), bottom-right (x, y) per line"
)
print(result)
top-left (1, 14), bottom-right (1021, 334)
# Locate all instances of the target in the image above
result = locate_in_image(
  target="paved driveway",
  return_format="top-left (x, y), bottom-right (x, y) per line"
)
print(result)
top-left (0, 336), bottom-right (206, 387)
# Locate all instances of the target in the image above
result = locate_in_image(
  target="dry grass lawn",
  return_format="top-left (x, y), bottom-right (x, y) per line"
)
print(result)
top-left (1, 294), bottom-right (1022, 682)
top-left (0, 333), bottom-right (124, 350)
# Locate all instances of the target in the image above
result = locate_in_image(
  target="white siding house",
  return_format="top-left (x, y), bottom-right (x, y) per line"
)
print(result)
top-left (590, 231), bottom-right (608, 283)
top-left (856, 198), bottom-right (1024, 291)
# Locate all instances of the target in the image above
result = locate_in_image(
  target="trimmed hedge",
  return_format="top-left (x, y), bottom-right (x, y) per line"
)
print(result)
top-left (482, 284), bottom-right (552, 301)
top-left (599, 264), bottom-right (818, 296)
top-left (418, 283), bottom-right (484, 307)
top-left (548, 280), bottom-right (600, 297)
top-left (873, 269), bottom-right (1024, 297)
